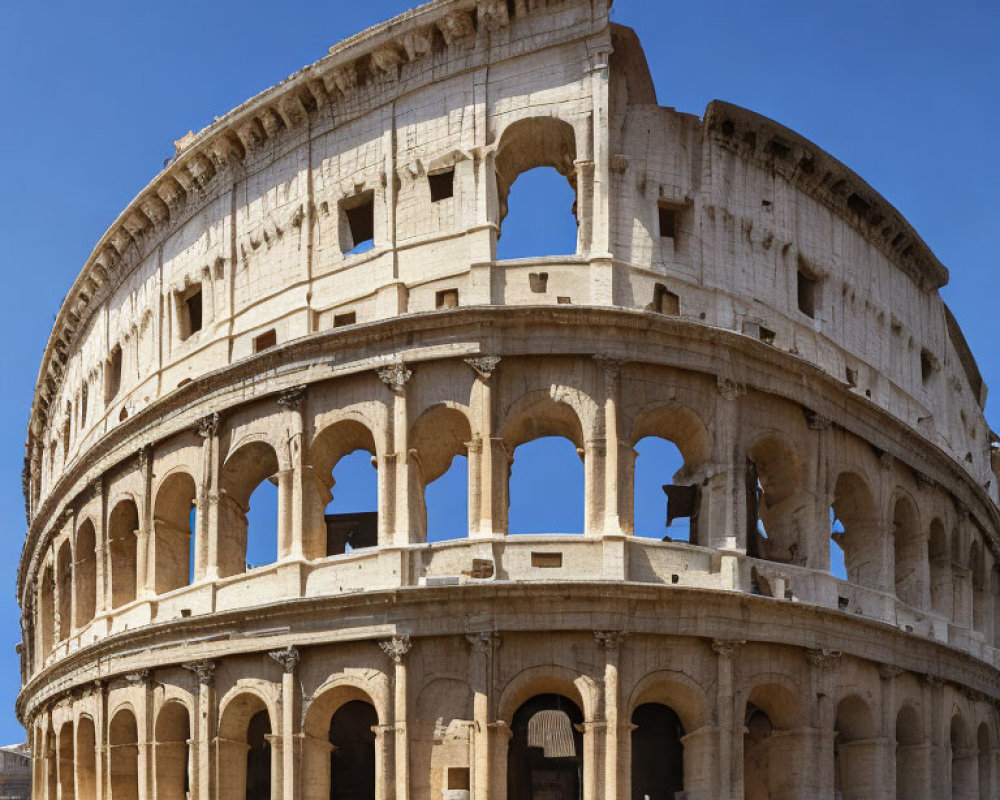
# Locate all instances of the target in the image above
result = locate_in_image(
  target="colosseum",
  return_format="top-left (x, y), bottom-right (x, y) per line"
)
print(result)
top-left (16, 1), bottom-right (1000, 798)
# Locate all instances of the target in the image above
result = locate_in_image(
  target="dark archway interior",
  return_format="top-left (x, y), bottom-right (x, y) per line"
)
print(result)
top-left (630, 703), bottom-right (684, 800)
top-left (508, 694), bottom-right (583, 800)
top-left (329, 700), bottom-right (378, 800)
top-left (246, 710), bottom-right (271, 800)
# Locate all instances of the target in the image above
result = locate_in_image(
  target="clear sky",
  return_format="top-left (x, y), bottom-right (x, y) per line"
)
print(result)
top-left (0, 0), bottom-right (997, 742)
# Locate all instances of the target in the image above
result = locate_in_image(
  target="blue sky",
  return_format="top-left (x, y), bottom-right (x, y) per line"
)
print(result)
top-left (0, 0), bottom-right (997, 742)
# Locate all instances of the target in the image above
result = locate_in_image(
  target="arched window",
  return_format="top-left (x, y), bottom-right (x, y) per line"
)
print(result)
top-left (747, 437), bottom-right (805, 565)
top-left (56, 540), bottom-right (72, 641)
top-left (108, 499), bottom-right (139, 608)
top-left (895, 705), bottom-right (926, 800)
top-left (106, 344), bottom-right (123, 404)
top-left (830, 473), bottom-right (879, 586)
top-left (410, 406), bottom-right (471, 542)
top-left (311, 420), bottom-right (379, 556)
top-left (633, 438), bottom-right (690, 542)
top-left (508, 694), bottom-right (584, 800)
top-left (508, 438), bottom-right (584, 534)
top-left (153, 472), bottom-right (198, 593)
top-left (951, 714), bottom-right (975, 800)
top-left (834, 695), bottom-right (878, 799)
top-left (743, 684), bottom-right (803, 800)
top-left (74, 519), bottom-right (97, 628)
top-left (155, 703), bottom-right (191, 800)
top-left (57, 722), bottom-right (74, 800)
top-left (630, 703), bottom-right (684, 800)
top-left (928, 519), bottom-right (951, 617)
top-left (219, 442), bottom-right (281, 576)
top-left (329, 701), bottom-right (378, 800)
top-left (77, 716), bottom-right (97, 800)
top-left (892, 495), bottom-right (924, 607)
top-left (218, 695), bottom-right (274, 800)
top-left (495, 118), bottom-right (578, 261)
top-left (109, 709), bottom-right (139, 800)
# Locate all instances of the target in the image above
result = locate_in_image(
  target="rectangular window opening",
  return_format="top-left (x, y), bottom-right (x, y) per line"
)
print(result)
top-left (253, 329), bottom-right (277, 353)
top-left (428, 169), bottom-right (455, 202)
top-left (658, 204), bottom-right (677, 239)
top-left (333, 312), bottom-right (357, 328)
top-left (436, 288), bottom-right (459, 309)
top-left (342, 192), bottom-right (375, 254)
top-left (105, 346), bottom-right (122, 405)
top-left (531, 551), bottom-right (562, 569)
top-left (797, 270), bottom-right (817, 318)
top-left (653, 283), bottom-right (680, 315)
top-left (529, 272), bottom-right (549, 293)
top-left (447, 768), bottom-right (471, 791)
top-left (179, 285), bottom-right (203, 340)
top-left (921, 348), bottom-right (938, 385)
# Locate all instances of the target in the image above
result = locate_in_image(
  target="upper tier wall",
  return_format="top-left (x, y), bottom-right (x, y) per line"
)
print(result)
top-left (23, 0), bottom-right (998, 535)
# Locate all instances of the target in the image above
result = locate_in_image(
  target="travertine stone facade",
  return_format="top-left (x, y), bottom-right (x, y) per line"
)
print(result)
top-left (17, 1), bottom-right (1000, 798)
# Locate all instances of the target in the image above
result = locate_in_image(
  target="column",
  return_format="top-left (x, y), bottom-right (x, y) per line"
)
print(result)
top-left (136, 446), bottom-right (154, 598)
top-left (380, 634), bottom-right (412, 800)
top-left (587, 40), bottom-right (611, 258)
top-left (925, 675), bottom-right (948, 799)
top-left (183, 660), bottom-right (216, 800)
top-left (466, 632), bottom-right (498, 800)
top-left (276, 388), bottom-right (320, 561)
top-left (577, 719), bottom-right (604, 800)
top-left (91, 480), bottom-right (109, 617)
top-left (594, 357), bottom-right (626, 536)
top-left (807, 649), bottom-right (841, 797)
top-left (269, 646), bottom-right (300, 800)
top-left (704, 379), bottom-right (746, 557)
top-left (713, 639), bottom-right (742, 800)
top-left (805, 412), bottom-right (833, 571)
top-left (95, 680), bottom-right (107, 800)
top-left (464, 358), bottom-right (503, 536)
top-left (67, 511), bottom-right (78, 637)
top-left (595, 631), bottom-right (625, 800)
top-left (378, 364), bottom-right (415, 547)
top-left (372, 724), bottom-right (394, 800)
top-left (196, 413), bottom-right (221, 581)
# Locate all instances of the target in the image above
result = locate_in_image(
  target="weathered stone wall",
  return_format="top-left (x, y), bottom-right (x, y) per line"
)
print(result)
top-left (17, 0), bottom-right (1000, 798)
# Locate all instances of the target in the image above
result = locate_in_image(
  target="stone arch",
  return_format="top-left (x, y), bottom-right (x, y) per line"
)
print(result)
top-left (497, 665), bottom-right (597, 725)
top-left (74, 517), bottom-right (97, 627)
top-left (303, 680), bottom-right (382, 800)
top-left (218, 688), bottom-right (278, 800)
top-left (77, 714), bottom-right (97, 800)
top-left (310, 416), bottom-right (381, 556)
top-left (55, 539), bottom-right (72, 641)
top-left (952, 712), bottom-right (976, 800)
top-left (152, 470), bottom-right (197, 593)
top-left (507, 693), bottom-right (584, 800)
top-left (154, 700), bottom-right (191, 800)
top-left (108, 497), bottom-right (140, 608)
top-left (892, 492), bottom-right (924, 608)
top-left (834, 694), bottom-right (878, 800)
top-left (895, 703), bottom-right (927, 800)
top-left (743, 680), bottom-right (807, 800)
top-left (38, 561), bottom-right (55, 656)
top-left (747, 434), bottom-right (807, 565)
top-left (57, 719), bottom-right (75, 800)
top-left (831, 471), bottom-right (880, 588)
top-left (929, 518), bottom-right (951, 617)
top-left (628, 671), bottom-right (711, 734)
top-left (409, 404), bottom-right (473, 542)
top-left (109, 706), bottom-right (139, 800)
top-left (219, 441), bottom-right (281, 577)
top-left (494, 116), bottom-right (578, 233)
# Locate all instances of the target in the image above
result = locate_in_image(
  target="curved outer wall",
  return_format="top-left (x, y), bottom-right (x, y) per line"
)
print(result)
top-left (17, 1), bottom-right (1000, 799)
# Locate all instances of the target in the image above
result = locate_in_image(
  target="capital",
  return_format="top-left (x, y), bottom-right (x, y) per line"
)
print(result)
top-left (183, 659), bottom-right (217, 685)
top-left (377, 363), bottom-right (412, 393)
top-left (594, 630), bottom-right (627, 651)
top-left (379, 634), bottom-right (412, 664)
top-left (268, 645), bottom-right (300, 673)
top-left (878, 663), bottom-right (904, 681)
top-left (592, 354), bottom-right (626, 380)
top-left (803, 409), bottom-right (832, 431)
top-left (710, 639), bottom-right (744, 658)
top-left (465, 631), bottom-right (499, 653)
top-left (464, 356), bottom-right (501, 380)
top-left (276, 386), bottom-right (307, 411)
top-left (197, 412), bottom-right (221, 438)
top-left (805, 648), bottom-right (841, 669)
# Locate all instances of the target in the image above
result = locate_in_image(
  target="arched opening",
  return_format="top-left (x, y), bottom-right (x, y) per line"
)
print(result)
top-left (74, 519), bottom-right (97, 627)
top-left (834, 695), bottom-right (878, 799)
top-left (508, 694), bottom-right (584, 800)
top-left (495, 117), bottom-right (578, 260)
top-left (219, 442), bottom-right (280, 576)
top-left (56, 540), bottom-right (72, 641)
top-left (830, 472), bottom-right (879, 586)
top-left (109, 709), bottom-right (139, 800)
top-left (895, 705), bottom-right (926, 800)
top-left (77, 716), bottom-right (97, 800)
top-left (633, 438), bottom-right (690, 542)
top-left (893, 495), bottom-right (924, 607)
top-left (38, 564), bottom-right (55, 656)
top-left (743, 684), bottom-right (803, 800)
top-left (153, 472), bottom-right (197, 593)
top-left (630, 703), bottom-right (684, 800)
top-left (154, 702), bottom-right (191, 800)
top-left (218, 694), bottom-right (275, 800)
top-left (109, 499), bottom-right (139, 608)
top-left (929, 519), bottom-right (951, 617)
top-left (311, 420), bottom-right (380, 556)
top-left (57, 721), bottom-right (75, 800)
top-left (969, 541), bottom-right (986, 635)
top-left (977, 723), bottom-right (991, 800)
top-left (747, 437), bottom-right (805, 565)
top-left (410, 405), bottom-right (471, 542)
top-left (45, 722), bottom-right (56, 800)
top-left (951, 714), bottom-right (976, 800)
top-left (329, 700), bottom-right (378, 800)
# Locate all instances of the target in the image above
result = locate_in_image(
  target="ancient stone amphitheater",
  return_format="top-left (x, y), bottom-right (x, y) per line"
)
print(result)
top-left (17, 0), bottom-right (1000, 798)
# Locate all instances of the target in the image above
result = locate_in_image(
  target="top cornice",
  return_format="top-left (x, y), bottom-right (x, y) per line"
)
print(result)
top-left (26, 0), bottom-right (606, 446)
top-left (703, 100), bottom-right (950, 294)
